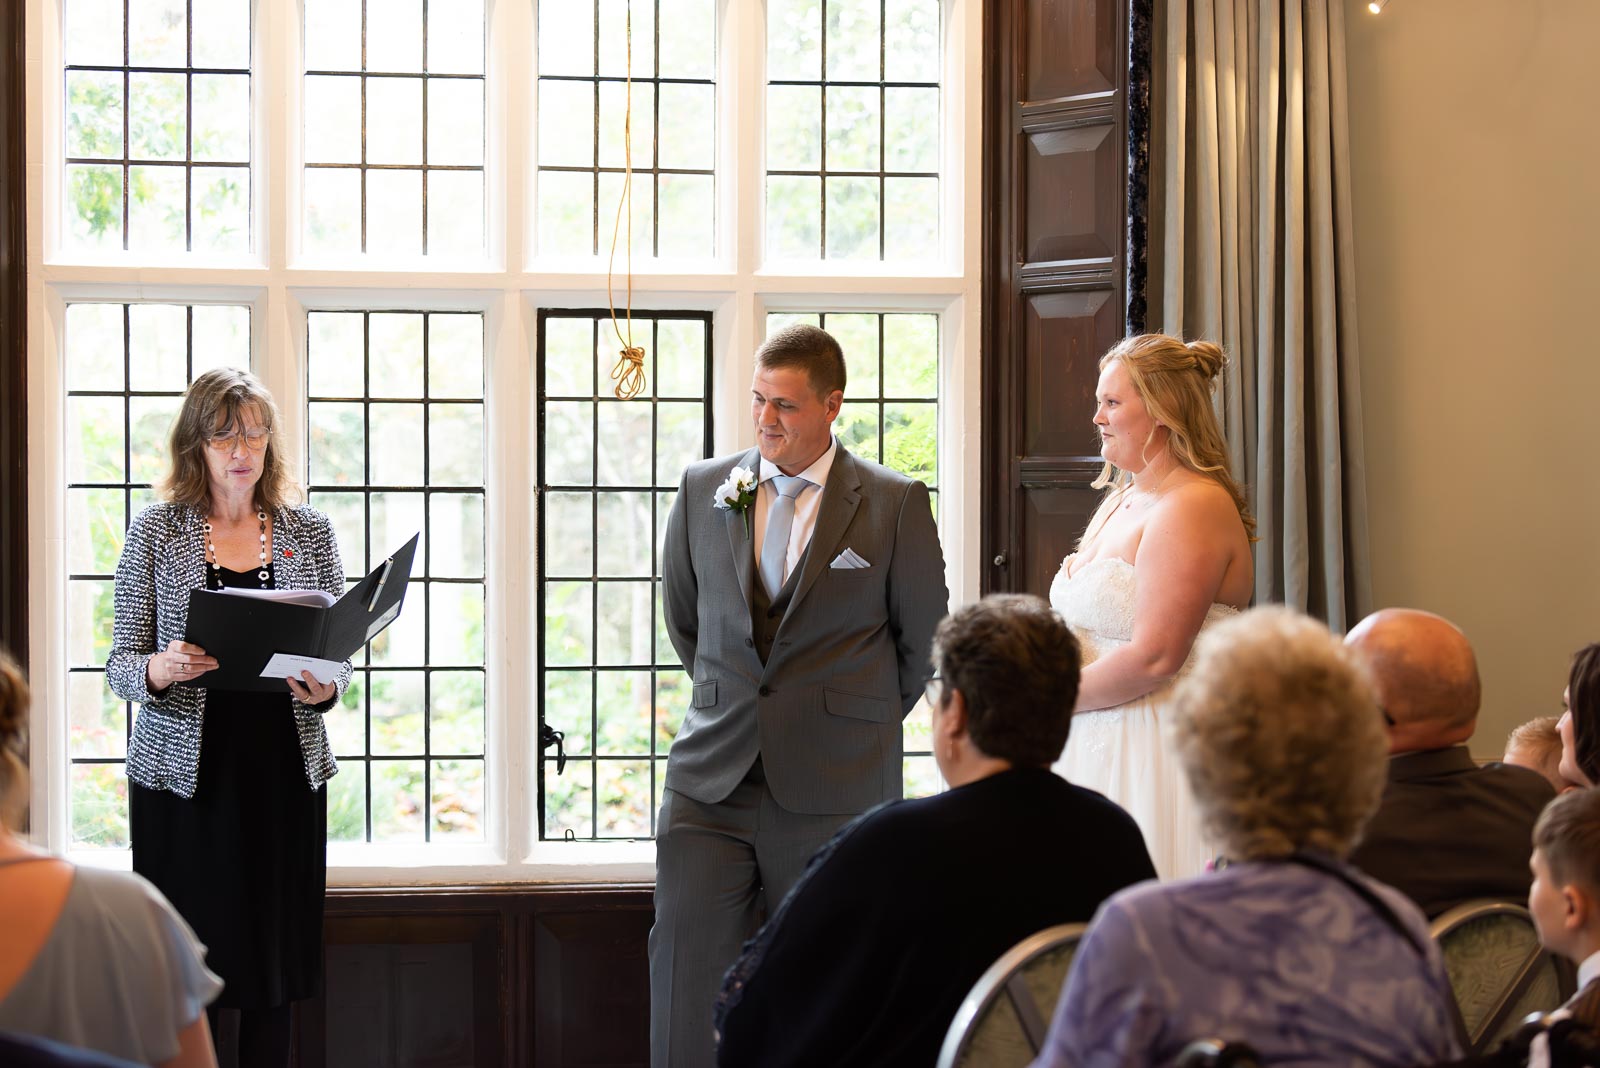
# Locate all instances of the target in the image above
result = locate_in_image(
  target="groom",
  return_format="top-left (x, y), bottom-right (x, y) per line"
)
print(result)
top-left (651, 324), bottom-right (949, 1066)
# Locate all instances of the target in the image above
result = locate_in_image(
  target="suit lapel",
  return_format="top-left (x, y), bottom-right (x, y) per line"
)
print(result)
top-left (784, 445), bottom-right (861, 620)
top-left (721, 448), bottom-right (762, 616)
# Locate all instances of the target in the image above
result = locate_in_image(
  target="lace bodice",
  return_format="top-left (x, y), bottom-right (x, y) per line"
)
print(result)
top-left (1048, 556), bottom-right (1238, 670)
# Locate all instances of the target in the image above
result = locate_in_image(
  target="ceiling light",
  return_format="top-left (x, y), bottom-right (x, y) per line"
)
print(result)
top-left (1368, 0), bottom-right (1391, 11)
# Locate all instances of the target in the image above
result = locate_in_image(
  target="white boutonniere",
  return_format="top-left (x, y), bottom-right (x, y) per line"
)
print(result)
top-left (713, 465), bottom-right (758, 536)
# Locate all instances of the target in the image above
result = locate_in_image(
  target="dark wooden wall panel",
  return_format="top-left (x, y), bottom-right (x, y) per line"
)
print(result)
top-left (1018, 485), bottom-right (1100, 596)
top-left (1024, 0), bottom-right (1118, 101)
top-left (1023, 290), bottom-right (1118, 458)
top-left (984, 0), bottom-right (1136, 594)
top-left (1023, 124), bottom-right (1121, 264)
top-left (297, 886), bottom-right (652, 1068)
top-left (530, 907), bottom-right (653, 1066)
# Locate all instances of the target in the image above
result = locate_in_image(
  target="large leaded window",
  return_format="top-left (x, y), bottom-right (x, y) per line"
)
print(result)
top-left (35, 0), bottom-right (972, 872)
top-left (765, 0), bottom-right (941, 261)
top-left (63, 0), bottom-right (252, 253)
top-left (302, 0), bottom-right (486, 257)
top-left (537, 310), bottom-right (712, 840)
top-left (306, 311), bottom-right (488, 843)
top-left (535, 0), bottom-right (717, 259)
top-left (62, 301), bottom-right (251, 848)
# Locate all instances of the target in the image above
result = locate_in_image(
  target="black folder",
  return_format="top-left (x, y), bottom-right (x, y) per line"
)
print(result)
top-left (183, 533), bottom-right (419, 693)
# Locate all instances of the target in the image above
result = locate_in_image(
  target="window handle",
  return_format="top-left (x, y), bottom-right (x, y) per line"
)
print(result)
top-left (540, 721), bottom-right (567, 775)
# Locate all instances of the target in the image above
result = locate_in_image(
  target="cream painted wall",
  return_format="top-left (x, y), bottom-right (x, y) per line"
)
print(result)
top-left (1345, 0), bottom-right (1600, 758)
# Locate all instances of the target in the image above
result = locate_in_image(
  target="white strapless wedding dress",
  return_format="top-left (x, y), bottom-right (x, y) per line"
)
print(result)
top-left (1049, 556), bottom-right (1238, 880)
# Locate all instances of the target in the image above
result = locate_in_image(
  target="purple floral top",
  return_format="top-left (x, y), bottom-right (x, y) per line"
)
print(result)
top-left (1030, 855), bottom-right (1462, 1068)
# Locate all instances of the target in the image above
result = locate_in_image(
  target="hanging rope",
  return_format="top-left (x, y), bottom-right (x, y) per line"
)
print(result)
top-left (606, 1), bottom-right (647, 400)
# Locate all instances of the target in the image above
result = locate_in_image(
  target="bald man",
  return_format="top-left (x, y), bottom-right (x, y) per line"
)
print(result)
top-left (1345, 608), bottom-right (1554, 917)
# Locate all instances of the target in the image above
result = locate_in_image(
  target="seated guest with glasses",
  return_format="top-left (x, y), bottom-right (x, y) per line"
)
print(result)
top-left (106, 368), bottom-right (350, 1068)
top-left (1031, 607), bottom-right (1461, 1068)
top-left (714, 594), bottom-right (1157, 1068)
top-left (0, 650), bottom-right (222, 1067)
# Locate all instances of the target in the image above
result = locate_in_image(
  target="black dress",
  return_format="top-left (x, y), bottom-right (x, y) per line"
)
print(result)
top-left (130, 561), bottom-right (327, 1009)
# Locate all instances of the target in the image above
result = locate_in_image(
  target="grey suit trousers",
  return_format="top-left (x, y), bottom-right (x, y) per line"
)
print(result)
top-left (649, 760), bottom-right (851, 1068)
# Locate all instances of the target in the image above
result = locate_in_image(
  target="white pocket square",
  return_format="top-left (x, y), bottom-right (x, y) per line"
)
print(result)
top-left (830, 548), bottom-right (871, 569)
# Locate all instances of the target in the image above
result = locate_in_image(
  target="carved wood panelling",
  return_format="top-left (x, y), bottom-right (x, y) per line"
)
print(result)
top-left (985, 0), bottom-right (1135, 595)
top-left (295, 885), bottom-right (653, 1068)
top-left (1023, 290), bottom-right (1120, 459)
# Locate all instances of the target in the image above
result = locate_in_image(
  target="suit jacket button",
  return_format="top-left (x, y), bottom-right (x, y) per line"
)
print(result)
top-left (758, 685), bottom-right (770, 696)
top-left (744, 637), bottom-right (754, 647)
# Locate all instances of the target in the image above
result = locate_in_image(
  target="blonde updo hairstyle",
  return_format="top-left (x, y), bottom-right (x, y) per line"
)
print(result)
top-left (0, 649), bottom-right (29, 831)
top-left (1092, 334), bottom-right (1255, 539)
top-left (160, 367), bottom-right (299, 513)
top-left (1171, 607), bottom-right (1388, 861)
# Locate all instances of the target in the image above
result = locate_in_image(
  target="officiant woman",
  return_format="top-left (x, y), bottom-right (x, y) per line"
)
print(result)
top-left (107, 367), bottom-right (351, 1068)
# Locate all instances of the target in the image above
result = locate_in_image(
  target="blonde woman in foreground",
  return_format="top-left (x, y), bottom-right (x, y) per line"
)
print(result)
top-left (0, 650), bottom-right (222, 1066)
top-left (1049, 333), bottom-right (1253, 878)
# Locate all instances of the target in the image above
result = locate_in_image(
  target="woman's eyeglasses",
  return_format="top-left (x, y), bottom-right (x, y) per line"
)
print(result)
top-left (207, 428), bottom-right (271, 453)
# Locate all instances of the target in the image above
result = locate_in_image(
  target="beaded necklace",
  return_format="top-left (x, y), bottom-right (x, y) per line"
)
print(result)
top-left (205, 509), bottom-right (271, 589)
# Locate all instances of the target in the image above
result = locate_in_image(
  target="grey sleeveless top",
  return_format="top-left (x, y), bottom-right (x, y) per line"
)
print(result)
top-left (0, 858), bottom-right (223, 1063)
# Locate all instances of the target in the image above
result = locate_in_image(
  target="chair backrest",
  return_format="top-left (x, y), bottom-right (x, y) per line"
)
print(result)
top-left (936, 923), bottom-right (1088, 1068)
top-left (1430, 900), bottom-right (1574, 1056)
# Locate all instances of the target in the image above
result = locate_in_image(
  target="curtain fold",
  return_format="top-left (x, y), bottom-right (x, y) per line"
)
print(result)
top-left (1152, 0), bottom-right (1370, 628)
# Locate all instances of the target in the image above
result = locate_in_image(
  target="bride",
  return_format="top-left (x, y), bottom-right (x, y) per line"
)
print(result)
top-left (1051, 334), bottom-right (1253, 878)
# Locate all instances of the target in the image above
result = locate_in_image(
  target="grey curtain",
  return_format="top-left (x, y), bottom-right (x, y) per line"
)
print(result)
top-left (1149, 0), bottom-right (1370, 628)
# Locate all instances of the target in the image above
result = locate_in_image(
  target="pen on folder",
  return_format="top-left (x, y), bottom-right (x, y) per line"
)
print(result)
top-left (367, 557), bottom-right (395, 612)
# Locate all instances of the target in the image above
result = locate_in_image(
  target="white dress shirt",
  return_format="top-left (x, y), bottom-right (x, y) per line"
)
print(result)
top-left (752, 437), bottom-right (836, 590)
top-left (1528, 948), bottom-right (1600, 1068)
top-left (1579, 948), bottom-right (1600, 992)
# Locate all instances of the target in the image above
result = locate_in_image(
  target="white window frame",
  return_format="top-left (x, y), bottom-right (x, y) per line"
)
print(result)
top-left (25, 0), bottom-right (982, 885)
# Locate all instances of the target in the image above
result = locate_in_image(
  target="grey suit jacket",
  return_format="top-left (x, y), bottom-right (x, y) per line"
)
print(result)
top-left (660, 441), bottom-right (948, 815)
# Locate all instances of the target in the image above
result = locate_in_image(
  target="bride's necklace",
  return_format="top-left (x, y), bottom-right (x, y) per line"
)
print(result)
top-left (1120, 465), bottom-right (1178, 510)
top-left (1070, 463), bottom-right (1181, 580)
top-left (205, 509), bottom-right (270, 589)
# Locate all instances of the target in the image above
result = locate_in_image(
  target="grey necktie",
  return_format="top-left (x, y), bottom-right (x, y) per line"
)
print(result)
top-left (759, 475), bottom-right (807, 598)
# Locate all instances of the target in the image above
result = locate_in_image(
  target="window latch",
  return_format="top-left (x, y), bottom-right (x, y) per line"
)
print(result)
top-left (540, 721), bottom-right (567, 775)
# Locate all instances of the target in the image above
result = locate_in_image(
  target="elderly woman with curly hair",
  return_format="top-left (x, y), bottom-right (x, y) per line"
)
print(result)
top-left (1030, 607), bottom-right (1461, 1068)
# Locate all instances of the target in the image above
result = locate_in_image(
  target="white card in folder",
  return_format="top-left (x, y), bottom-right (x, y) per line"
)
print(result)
top-left (365, 601), bottom-right (401, 643)
top-left (260, 652), bottom-right (344, 685)
top-left (219, 587), bottom-right (336, 608)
